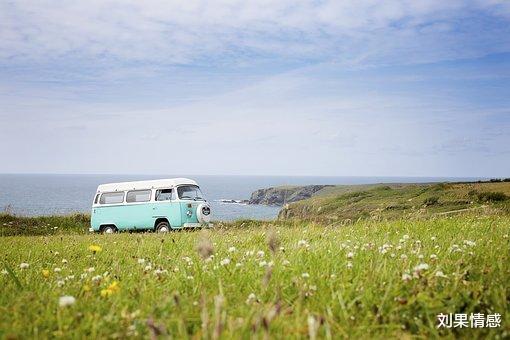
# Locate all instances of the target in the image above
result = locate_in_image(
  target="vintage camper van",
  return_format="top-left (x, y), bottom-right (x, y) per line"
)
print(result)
top-left (90, 178), bottom-right (211, 233)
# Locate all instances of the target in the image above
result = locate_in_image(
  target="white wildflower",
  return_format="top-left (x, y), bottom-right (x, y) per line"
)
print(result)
top-left (153, 268), bottom-right (168, 277)
top-left (61, 259), bottom-right (68, 264)
top-left (57, 280), bottom-right (65, 287)
top-left (1, 269), bottom-right (8, 275)
top-left (59, 295), bottom-right (76, 307)
top-left (301, 272), bottom-right (310, 279)
top-left (400, 254), bottom-right (408, 260)
top-left (297, 240), bottom-right (309, 248)
top-left (412, 263), bottom-right (429, 278)
top-left (235, 262), bottom-right (242, 268)
top-left (54, 267), bottom-right (61, 273)
top-left (228, 246), bottom-right (236, 253)
top-left (91, 275), bottom-right (102, 283)
top-left (347, 261), bottom-right (353, 269)
top-left (450, 244), bottom-right (462, 253)
top-left (144, 265), bottom-right (152, 272)
top-left (259, 260), bottom-right (267, 267)
top-left (245, 293), bottom-right (257, 304)
top-left (413, 263), bottom-right (429, 272)
top-left (435, 271), bottom-right (448, 278)
top-left (20, 263), bottom-right (29, 269)
top-left (430, 254), bottom-right (438, 260)
top-left (282, 260), bottom-right (290, 266)
top-left (402, 273), bottom-right (412, 282)
top-left (464, 240), bottom-right (476, 247)
top-left (137, 258), bottom-right (145, 265)
top-left (347, 252), bottom-right (354, 259)
top-left (220, 258), bottom-right (231, 266)
top-left (379, 244), bottom-right (392, 254)
top-left (256, 250), bottom-right (265, 258)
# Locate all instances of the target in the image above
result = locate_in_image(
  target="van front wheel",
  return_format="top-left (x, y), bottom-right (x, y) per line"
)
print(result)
top-left (155, 221), bottom-right (170, 233)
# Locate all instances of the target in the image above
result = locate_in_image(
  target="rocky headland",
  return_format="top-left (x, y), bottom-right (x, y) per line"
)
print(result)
top-left (248, 185), bottom-right (332, 206)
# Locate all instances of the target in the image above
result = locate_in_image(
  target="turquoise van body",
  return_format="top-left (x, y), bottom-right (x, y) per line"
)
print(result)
top-left (90, 178), bottom-right (211, 232)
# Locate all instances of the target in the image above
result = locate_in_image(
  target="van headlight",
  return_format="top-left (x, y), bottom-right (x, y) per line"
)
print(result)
top-left (197, 203), bottom-right (211, 223)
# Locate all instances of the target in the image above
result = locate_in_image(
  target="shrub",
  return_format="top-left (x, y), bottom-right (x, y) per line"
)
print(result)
top-left (467, 190), bottom-right (478, 197)
top-left (477, 191), bottom-right (508, 202)
top-left (423, 196), bottom-right (439, 206)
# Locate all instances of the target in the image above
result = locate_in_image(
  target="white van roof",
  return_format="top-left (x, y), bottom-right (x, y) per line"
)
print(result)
top-left (96, 178), bottom-right (198, 193)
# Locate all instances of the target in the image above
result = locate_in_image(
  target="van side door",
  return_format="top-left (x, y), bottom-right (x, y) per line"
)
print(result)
top-left (153, 188), bottom-right (182, 228)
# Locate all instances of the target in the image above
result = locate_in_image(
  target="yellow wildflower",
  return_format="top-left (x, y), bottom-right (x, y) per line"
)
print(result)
top-left (88, 245), bottom-right (102, 253)
top-left (100, 289), bottom-right (111, 297)
top-left (100, 281), bottom-right (120, 297)
top-left (42, 269), bottom-right (50, 278)
top-left (83, 284), bottom-right (91, 292)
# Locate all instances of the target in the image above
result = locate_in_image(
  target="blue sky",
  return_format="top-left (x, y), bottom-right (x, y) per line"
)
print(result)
top-left (0, 1), bottom-right (509, 176)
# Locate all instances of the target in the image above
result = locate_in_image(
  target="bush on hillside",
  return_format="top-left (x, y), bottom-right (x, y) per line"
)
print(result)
top-left (476, 191), bottom-right (508, 202)
top-left (423, 196), bottom-right (439, 206)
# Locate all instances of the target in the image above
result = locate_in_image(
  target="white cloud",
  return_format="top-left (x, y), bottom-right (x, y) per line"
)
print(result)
top-left (1, 0), bottom-right (509, 68)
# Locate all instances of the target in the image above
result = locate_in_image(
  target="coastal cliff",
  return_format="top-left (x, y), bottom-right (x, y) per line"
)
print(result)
top-left (248, 185), bottom-right (331, 206)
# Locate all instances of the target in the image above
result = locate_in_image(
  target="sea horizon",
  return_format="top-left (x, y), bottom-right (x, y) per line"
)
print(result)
top-left (0, 174), bottom-right (491, 220)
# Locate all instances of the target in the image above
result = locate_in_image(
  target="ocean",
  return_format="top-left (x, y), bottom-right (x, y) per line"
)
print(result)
top-left (0, 174), bottom-right (483, 221)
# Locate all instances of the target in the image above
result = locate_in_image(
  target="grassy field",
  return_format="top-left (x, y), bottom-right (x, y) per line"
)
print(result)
top-left (1, 215), bottom-right (509, 338)
top-left (280, 181), bottom-right (510, 222)
top-left (0, 213), bottom-right (90, 237)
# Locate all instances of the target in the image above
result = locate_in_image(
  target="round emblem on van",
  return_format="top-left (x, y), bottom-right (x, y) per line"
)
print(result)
top-left (202, 206), bottom-right (211, 216)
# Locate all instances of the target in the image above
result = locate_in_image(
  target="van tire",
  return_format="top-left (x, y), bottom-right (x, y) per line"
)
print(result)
top-left (155, 221), bottom-right (170, 233)
top-left (101, 225), bottom-right (117, 234)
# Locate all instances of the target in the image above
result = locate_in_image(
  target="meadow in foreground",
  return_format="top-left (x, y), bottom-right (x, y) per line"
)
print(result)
top-left (1, 216), bottom-right (509, 339)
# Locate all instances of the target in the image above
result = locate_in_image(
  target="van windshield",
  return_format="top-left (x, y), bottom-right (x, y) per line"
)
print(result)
top-left (177, 185), bottom-right (205, 201)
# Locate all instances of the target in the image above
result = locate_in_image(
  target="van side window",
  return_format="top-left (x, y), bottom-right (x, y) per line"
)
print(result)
top-left (155, 189), bottom-right (173, 201)
top-left (100, 192), bottom-right (125, 204)
top-left (126, 190), bottom-right (152, 203)
top-left (94, 194), bottom-right (99, 204)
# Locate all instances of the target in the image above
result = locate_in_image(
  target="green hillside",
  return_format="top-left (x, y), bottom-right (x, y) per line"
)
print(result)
top-left (279, 181), bottom-right (510, 222)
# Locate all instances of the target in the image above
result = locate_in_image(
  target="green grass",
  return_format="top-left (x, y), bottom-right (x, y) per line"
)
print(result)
top-left (1, 215), bottom-right (509, 338)
top-left (0, 213), bottom-right (90, 237)
top-left (280, 181), bottom-right (510, 222)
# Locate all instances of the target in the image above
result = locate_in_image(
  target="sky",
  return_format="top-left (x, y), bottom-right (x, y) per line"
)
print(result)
top-left (0, 0), bottom-right (509, 177)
